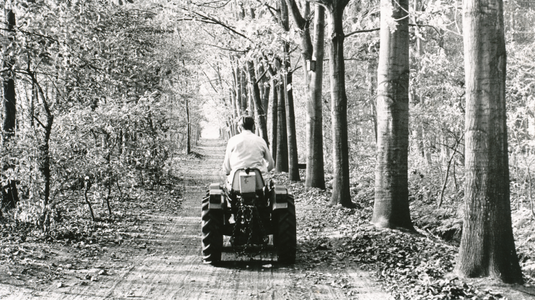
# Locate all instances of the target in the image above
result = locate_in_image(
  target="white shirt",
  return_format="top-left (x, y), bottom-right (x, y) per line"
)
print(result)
top-left (222, 130), bottom-right (274, 175)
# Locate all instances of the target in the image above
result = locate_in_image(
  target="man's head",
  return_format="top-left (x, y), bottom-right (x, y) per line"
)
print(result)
top-left (239, 116), bottom-right (255, 131)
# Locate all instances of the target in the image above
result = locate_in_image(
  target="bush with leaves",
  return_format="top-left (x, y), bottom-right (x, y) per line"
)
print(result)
top-left (0, 1), bottom-right (199, 226)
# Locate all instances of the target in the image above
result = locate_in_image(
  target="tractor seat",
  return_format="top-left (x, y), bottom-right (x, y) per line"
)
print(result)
top-left (229, 168), bottom-right (265, 193)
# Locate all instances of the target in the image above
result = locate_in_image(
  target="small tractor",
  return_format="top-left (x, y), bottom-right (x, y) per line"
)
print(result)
top-left (202, 168), bottom-right (296, 264)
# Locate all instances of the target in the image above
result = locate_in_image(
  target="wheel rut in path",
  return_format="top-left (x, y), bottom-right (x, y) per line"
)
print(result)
top-left (1, 138), bottom-right (392, 300)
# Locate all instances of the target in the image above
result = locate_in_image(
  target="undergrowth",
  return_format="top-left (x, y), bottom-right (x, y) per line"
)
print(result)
top-left (0, 174), bottom-right (184, 286)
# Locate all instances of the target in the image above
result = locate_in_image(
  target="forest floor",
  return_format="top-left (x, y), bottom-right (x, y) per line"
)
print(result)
top-left (0, 138), bottom-right (534, 299)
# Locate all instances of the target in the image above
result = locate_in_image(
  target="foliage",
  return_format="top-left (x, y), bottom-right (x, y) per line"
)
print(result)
top-left (0, 0), bottom-right (200, 225)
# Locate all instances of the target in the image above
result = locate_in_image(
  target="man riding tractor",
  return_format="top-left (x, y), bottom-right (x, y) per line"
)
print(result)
top-left (201, 116), bottom-right (296, 264)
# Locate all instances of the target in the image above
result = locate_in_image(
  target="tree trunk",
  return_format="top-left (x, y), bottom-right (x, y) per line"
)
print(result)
top-left (275, 82), bottom-right (288, 172)
top-left (248, 87), bottom-right (255, 120)
top-left (270, 78), bottom-right (278, 161)
top-left (372, 0), bottom-right (413, 230)
top-left (278, 0), bottom-right (298, 179)
top-left (40, 115), bottom-right (53, 219)
top-left (2, 8), bottom-right (18, 211)
top-left (3, 24), bottom-right (16, 140)
top-left (235, 64), bottom-right (246, 115)
top-left (286, 0), bottom-right (324, 187)
top-left (285, 71), bottom-right (300, 181)
top-left (456, 0), bottom-right (523, 283)
top-left (257, 63), bottom-right (270, 118)
top-left (306, 5), bottom-right (326, 189)
top-left (231, 58), bottom-right (240, 126)
top-left (325, 1), bottom-right (352, 207)
top-left (246, 60), bottom-right (269, 145)
top-left (366, 58), bottom-right (378, 142)
top-left (240, 67), bottom-right (248, 114)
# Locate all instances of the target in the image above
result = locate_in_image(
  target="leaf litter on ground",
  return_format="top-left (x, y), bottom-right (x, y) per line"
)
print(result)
top-left (272, 172), bottom-right (535, 300)
top-left (0, 175), bottom-right (183, 291)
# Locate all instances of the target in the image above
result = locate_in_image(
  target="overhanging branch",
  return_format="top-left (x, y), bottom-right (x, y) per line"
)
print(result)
top-left (345, 27), bottom-right (380, 38)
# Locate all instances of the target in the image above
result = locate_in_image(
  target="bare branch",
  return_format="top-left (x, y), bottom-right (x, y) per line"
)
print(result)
top-left (345, 27), bottom-right (380, 38)
top-left (190, 10), bottom-right (252, 41)
top-left (345, 23), bottom-right (447, 39)
top-left (201, 70), bottom-right (220, 93)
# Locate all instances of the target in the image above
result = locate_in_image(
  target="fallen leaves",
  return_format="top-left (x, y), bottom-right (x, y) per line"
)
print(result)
top-left (0, 182), bottom-right (184, 290)
top-left (280, 171), bottom-right (531, 300)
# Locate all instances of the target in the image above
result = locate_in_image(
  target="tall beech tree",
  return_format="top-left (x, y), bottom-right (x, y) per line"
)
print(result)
top-left (372, 0), bottom-right (413, 229)
top-left (279, 0), bottom-right (300, 181)
top-left (286, 0), bottom-right (325, 188)
top-left (307, 5), bottom-right (326, 189)
top-left (268, 1), bottom-right (291, 173)
top-left (456, 0), bottom-right (523, 283)
top-left (309, 0), bottom-right (353, 207)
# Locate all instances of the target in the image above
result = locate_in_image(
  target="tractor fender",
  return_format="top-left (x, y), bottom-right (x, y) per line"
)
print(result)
top-left (272, 185), bottom-right (288, 210)
top-left (208, 183), bottom-right (224, 209)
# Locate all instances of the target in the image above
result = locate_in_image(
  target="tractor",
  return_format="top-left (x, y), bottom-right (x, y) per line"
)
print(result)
top-left (201, 168), bottom-right (296, 264)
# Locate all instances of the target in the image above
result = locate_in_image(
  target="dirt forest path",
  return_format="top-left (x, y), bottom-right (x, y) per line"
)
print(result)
top-left (1, 139), bottom-right (391, 300)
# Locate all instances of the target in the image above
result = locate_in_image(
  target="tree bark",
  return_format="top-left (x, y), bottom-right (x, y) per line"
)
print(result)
top-left (3, 11), bottom-right (16, 142)
top-left (229, 59), bottom-right (239, 137)
top-left (372, 0), bottom-right (414, 230)
top-left (236, 65), bottom-right (247, 115)
top-left (246, 60), bottom-right (269, 145)
top-left (285, 71), bottom-right (300, 181)
top-left (279, 0), bottom-right (299, 180)
top-left (2, 8), bottom-right (18, 211)
top-left (322, 1), bottom-right (352, 207)
top-left (40, 115), bottom-right (53, 213)
top-left (366, 58), bottom-right (378, 142)
top-left (240, 67), bottom-right (248, 114)
top-left (257, 62), bottom-right (270, 118)
top-left (286, 0), bottom-right (324, 186)
top-left (270, 78), bottom-right (278, 161)
top-left (275, 82), bottom-right (288, 172)
top-left (306, 5), bottom-right (326, 189)
top-left (456, 0), bottom-right (523, 283)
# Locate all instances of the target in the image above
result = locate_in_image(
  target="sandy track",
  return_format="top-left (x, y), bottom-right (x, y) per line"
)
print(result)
top-left (1, 139), bottom-right (391, 300)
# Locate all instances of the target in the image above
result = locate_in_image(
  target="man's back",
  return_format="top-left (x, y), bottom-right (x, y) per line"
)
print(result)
top-left (222, 130), bottom-right (273, 175)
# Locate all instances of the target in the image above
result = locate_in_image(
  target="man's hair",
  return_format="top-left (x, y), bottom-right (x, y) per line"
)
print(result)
top-left (239, 116), bottom-right (255, 131)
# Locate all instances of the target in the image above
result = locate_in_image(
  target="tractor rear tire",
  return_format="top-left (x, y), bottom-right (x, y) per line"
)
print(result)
top-left (202, 193), bottom-right (223, 263)
top-left (273, 194), bottom-right (296, 264)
